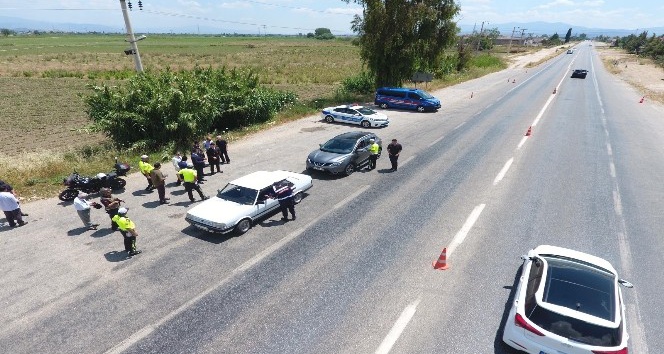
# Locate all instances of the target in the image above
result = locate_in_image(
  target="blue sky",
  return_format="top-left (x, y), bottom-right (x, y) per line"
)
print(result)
top-left (1, 0), bottom-right (662, 34)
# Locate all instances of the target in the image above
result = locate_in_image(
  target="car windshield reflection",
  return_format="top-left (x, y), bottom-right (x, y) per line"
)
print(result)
top-left (320, 138), bottom-right (356, 154)
top-left (217, 184), bottom-right (258, 205)
top-left (356, 107), bottom-right (377, 115)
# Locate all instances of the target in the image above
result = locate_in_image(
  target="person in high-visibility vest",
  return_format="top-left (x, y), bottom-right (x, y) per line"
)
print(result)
top-left (111, 207), bottom-right (142, 258)
top-left (138, 155), bottom-right (155, 191)
top-left (367, 139), bottom-right (380, 170)
top-left (177, 163), bottom-right (209, 202)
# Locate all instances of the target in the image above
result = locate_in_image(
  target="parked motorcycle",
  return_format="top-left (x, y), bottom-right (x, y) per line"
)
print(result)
top-left (58, 158), bottom-right (131, 202)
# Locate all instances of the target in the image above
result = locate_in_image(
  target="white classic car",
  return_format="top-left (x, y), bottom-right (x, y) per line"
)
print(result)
top-left (185, 170), bottom-right (313, 234)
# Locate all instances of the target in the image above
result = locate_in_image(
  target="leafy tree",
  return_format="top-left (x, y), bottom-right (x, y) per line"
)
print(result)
top-left (306, 32), bottom-right (315, 38)
top-left (1, 28), bottom-right (15, 36)
top-left (315, 28), bottom-right (332, 36)
top-left (564, 28), bottom-right (572, 43)
top-left (343, 0), bottom-right (460, 87)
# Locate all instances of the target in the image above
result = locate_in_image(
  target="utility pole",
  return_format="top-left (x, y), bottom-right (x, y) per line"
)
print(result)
top-left (476, 21), bottom-right (488, 51)
top-left (119, 0), bottom-right (144, 73)
top-left (507, 26), bottom-right (519, 54)
top-left (519, 28), bottom-right (527, 49)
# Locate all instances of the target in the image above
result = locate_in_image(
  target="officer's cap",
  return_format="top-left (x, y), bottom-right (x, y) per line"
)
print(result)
top-left (118, 207), bottom-right (128, 215)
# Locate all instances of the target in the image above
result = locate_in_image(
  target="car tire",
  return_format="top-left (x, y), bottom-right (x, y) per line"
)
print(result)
top-left (416, 106), bottom-right (425, 113)
top-left (293, 193), bottom-right (303, 204)
top-left (325, 115), bottom-right (334, 123)
top-left (361, 120), bottom-right (371, 128)
top-left (344, 163), bottom-right (355, 176)
top-left (379, 103), bottom-right (388, 109)
top-left (234, 218), bottom-right (252, 235)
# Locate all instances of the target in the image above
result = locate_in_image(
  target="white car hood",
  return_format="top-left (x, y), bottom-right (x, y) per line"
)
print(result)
top-left (186, 197), bottom-right (256, 224)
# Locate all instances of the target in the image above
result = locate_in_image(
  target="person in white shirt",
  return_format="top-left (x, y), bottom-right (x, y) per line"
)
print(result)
top-left (73, 193), bottom-right (100, 230)
top-left (0, 186), bottom-right (27, 227)
top-left (172, 151), bottom-right (183, 186)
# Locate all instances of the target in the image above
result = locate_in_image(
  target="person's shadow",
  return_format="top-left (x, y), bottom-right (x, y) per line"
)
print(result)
top-left (104, 250), bottom-right (129, 262)
top-left (67, 227), bottom-right (89, 236)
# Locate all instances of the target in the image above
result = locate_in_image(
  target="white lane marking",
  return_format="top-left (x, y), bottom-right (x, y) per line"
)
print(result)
top-left (104, 186), bottom-right (371, 354)
top-left (400, 155), bottom-right (415, 167)
top-left (609, 162), bottom-right (616, 178)
top-left (453, 122), bottom-right (466, 130)
top-left (517, 136), bottom-right (528, 149)
top-left (493, 158), bottom-right (514, 185)
top-left (375, 298), bottom-right (421, 354)
top-left (613, 190), bottom-right (622, 216)
top-left (531, 93), bottom-right (555, 127)
top-left (333, 185), bottom-right (371, 210)
top-left (607, 142), bottom-right (613, 156)
top-left (447, 204), bottom-right (486, 256)
top-left (428, 135), bottom-right (445, 147)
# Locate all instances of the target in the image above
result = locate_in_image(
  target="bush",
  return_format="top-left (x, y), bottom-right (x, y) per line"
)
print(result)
top-left (84, 67), bottom-right (297, 150)
top-left (341, 71), bottom-right (375, 94)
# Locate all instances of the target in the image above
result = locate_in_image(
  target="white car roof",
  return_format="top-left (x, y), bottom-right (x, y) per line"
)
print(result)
top-left (229, 170), bottom-right (298, 190)
top-left (532, 245), bottom-right (617, 274)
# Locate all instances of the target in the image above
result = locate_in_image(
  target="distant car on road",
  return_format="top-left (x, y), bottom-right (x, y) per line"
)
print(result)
top-left (185, 170), bottom-right (313, 235)
top-left (567, 49), bottom-right (574, 54)
top-left (502, 245), bottom-right (633, 354)
top-left (306, 131), bottom-right (382, 176)
top-left (321, 105), bottom-right (389, 128)
top-left (571, 69), bottom-right (588, 79)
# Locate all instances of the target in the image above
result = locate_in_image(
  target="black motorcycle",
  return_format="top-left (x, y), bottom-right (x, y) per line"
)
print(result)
top-left (59, 159), bottom-right (131, 201)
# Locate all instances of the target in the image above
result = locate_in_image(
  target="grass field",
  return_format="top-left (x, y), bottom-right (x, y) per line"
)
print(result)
top-left (0, 34), bottom-right (510, 200)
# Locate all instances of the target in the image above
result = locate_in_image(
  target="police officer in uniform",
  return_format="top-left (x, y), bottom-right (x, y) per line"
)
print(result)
top-left (138, 155), bottom-right (154, 191)
top-left (177, 163), bottom-right (209, 202)
top-left (270, 181), bottom-right (296, 221)
top-left (111, 207), bottom-right (142, 258)
top-left (99, 188), bottom-right (123, 231)
top-left (367, 138), bottom-right (380, 170)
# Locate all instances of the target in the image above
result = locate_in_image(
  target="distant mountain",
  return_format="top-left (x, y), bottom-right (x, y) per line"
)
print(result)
top-left (1, 16), bottom-right (662, 37)
top-left (458, 21), bottom-right (664, 38)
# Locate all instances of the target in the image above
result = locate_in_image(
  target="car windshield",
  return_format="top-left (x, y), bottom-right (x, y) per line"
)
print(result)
top-left (356, 107), bottom-right (377, 115)
top-left (217, 183), bottom-right (258, 205)
top-left (419, 91), bottom-right (434, 99)
top-left (320, 138), bottom-right (356, 154)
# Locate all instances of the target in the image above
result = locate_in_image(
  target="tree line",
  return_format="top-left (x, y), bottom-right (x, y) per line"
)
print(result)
top-left (614, 31), bottom-right (664, 67)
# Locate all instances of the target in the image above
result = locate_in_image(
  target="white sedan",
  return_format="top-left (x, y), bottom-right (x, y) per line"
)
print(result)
top-left (321, 105), bottom-right (389, 128)
top-left (185, 170), bottom-right (313, 234)
top-left (503, 245), bottom-right (633, 354)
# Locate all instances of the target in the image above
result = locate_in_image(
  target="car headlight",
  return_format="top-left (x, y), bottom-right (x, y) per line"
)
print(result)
top-left (307, 158), bottom-right (312, 163)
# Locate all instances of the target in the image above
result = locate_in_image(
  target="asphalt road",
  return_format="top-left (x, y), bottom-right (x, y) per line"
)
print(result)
top-left (1, 42), bottom-right (662, 354)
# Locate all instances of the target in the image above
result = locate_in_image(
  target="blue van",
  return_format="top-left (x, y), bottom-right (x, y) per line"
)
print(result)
top-left (374, 87), bottom-right (441, 112)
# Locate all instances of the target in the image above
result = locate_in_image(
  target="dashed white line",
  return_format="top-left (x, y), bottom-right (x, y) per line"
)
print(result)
top-left (428, 135), bottom-right (445, 147)
top-left (375, 298), bottom-right (421, 354)
top-left (493, 158), bottom-right (514, 185)
top-left (607, 142), bottom-right (613, 156)
top-left (517, 136), bottom-right (528, 149)
top-left (400, 155), bottom-right (415, 167)
top-left (447, 204), bottom-right (486, 256)
top-left (453, 122), bottom-right (466, 130)
top-left (609, 162), bottom-right (616, 178)
top-left (612, 190), bottom-right (623, 216)
top-left (333, 185), bottom-right (370, 210)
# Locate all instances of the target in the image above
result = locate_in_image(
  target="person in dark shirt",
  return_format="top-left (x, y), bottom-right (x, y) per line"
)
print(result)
top-left (215, 135), bottom-right (230, 164)
top-left (191, 148), bottom-right (206, 183)
top-left (269, 181), bottom-right (296, 221)
top-left (206, 142), bottom-right (222, 175)
top-left (387, 138), bottom-right (403, 172)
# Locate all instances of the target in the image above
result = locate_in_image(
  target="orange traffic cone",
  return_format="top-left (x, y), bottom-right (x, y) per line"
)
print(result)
top-left (433, 248), bottom-right (449, 270)
top-left (525, 126), bottom-right (532, 136)
top-left (639, 96), bottom-right (645, 103)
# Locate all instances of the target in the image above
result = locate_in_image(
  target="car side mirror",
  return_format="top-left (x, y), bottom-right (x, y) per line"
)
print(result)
top-left (618, 279), bottom-right (634, 288)
top-left (319, 144), bottom-right (323, 148)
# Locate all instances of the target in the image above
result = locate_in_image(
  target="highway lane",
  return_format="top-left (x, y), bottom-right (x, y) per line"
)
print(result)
top-left (1, 42), bottom-right (661, 353)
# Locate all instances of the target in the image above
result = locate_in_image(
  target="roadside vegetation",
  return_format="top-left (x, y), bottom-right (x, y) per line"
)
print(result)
top-left (1, 33), bottom-right (510, 200)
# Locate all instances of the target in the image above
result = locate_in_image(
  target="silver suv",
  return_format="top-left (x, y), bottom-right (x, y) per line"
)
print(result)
top-left (306, 131), bottom-right (382, 176)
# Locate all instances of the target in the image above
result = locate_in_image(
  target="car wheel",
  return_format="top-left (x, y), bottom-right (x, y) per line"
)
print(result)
top-left (293, 193), bottom-right (303, 204)
top-left (379, 103), bottom-right (389, 109)
top-left (361, 120), bottom-right (371, 128)
top-left (344, 163), bottom-right (355, 176)
top-left (234, 218), bottom-right (252, 235)
top-left (416, 106), bottom-right (425, 113)
top-left (325, 115), bottom-right (334, 123)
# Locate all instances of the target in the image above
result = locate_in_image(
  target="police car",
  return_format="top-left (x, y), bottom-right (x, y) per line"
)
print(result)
top-left (321, 105), bottom-right (389, 128)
